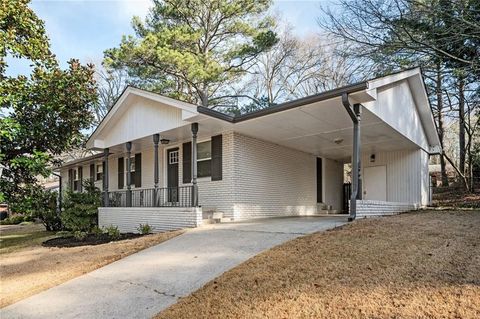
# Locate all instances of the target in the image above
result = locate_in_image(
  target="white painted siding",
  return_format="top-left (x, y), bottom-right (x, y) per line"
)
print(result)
top-left (99, 207), bottom-right (202, 233)
top-left (101, 96), bottom-right (191, 148)
top-left (323, 158), bottom-right (343, 211)
top-left (364, 80), bottom-right (429, 151)
top-left (232, 133), bottom-right (317, 219)
top-left (361, 149), bottom-right (428, 205)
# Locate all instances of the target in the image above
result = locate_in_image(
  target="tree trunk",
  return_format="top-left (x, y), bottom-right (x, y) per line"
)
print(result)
top-left (435, 64), bottom-right (449, 186)
top-left (458, 76), bottom-right (466, 177)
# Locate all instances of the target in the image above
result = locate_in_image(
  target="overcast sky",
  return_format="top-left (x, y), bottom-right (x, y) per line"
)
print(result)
top-left (7, 0), bottom-right (331, 76)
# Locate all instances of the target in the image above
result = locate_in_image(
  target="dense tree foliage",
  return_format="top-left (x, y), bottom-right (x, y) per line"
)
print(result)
top-left (104, 0), bottom-right (278, 106)
top-left (0, 0), bottom-right (97, 209)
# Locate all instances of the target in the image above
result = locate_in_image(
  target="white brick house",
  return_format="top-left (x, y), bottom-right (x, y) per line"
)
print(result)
top-left (58, 68), bottom-right (440, 232)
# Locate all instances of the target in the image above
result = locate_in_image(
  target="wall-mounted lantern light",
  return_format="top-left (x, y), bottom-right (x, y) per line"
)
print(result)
top-left (160, 138), bottom-right (170, 145)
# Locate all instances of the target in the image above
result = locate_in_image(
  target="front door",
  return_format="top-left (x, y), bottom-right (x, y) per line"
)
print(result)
top-left (167, 148), bottom-right (179, 203)
top-left (363, 165), bottom-right (387, 201)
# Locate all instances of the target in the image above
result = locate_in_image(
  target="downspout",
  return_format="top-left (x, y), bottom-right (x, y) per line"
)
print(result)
top-left (342, 93), bottom-right (362, 221)
top-left (51, 172), bottom-right (62, 215)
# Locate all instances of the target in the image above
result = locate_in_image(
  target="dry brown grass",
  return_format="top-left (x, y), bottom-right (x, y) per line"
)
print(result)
top-left (0, 228), bottom-right (182, 308)
top-left (157, 210), bottom-right (480, 319)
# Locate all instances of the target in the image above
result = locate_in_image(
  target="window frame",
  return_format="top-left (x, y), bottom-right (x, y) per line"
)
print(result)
top-left (196, 140), bottom-right (212, 178)
top-left (125, 156), bottom-right (136, 187)
top-left (73, 168), bottom-right (79, 191)
top-left (96, 164), bottom-right (103, 181)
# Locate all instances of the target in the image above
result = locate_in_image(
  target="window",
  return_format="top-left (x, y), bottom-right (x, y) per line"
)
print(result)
top-left (169, 150), bottom-right (179, 164)
top-left (96, 164), bottom-right (103, 181)
top-left (73, 169), bottom-right (79, 191)
top-left (197, 141), bottom-right (211, 178)
top-left (125, 157), bottom-right (136, 186)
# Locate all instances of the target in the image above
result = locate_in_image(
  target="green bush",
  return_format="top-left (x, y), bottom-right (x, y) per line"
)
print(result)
top-left (73, 230), bottom-right (88, 241)
top-left (61, 180), bottom-right (101, 233)
top-left (91, 226), bottom-right (103, 236)
top-left (103, 225), bottom-right (120, 240)
top-left (137, 223), bottom-right (153, 235)
top-left (34, 189), bottom-right (61, 231)
top-left (56, 230), bottom-right (72, 238)
top-left (0, 214), bottom-right (25, 225)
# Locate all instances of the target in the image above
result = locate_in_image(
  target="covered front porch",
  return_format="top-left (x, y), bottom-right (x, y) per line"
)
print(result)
top-left (99, 123), bottom-right (202, 210)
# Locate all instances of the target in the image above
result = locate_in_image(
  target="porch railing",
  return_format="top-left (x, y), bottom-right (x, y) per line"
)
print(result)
top-left (105, 186), bottom-right (194, 208)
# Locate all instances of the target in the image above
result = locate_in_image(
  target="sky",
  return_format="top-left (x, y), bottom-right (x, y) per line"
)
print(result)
top-left (4, 2), bottom-right (468, 167)
top-left (6, 0), bottom-right (330, 76)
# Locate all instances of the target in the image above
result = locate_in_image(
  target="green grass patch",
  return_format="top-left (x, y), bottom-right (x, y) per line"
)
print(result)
top-left (0, 224), bottom-right (55, 254)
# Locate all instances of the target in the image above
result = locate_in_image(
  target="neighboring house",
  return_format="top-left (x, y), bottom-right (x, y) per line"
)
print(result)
top-left (58, 68), bottom-right (441, 232)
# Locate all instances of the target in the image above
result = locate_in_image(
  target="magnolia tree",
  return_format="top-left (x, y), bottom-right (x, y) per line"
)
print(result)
top-left (0, 0), bottom-right (98, 218)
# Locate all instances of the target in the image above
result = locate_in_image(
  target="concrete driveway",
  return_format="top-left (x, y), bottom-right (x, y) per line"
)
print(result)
top-left (1, 216), bottom-right (347, 319)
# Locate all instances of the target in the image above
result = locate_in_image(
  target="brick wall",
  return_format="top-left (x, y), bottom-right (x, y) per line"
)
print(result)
top-left (355, 200), bottom-right (418, 218)
top-left (98, 207), bottom-right (202, 233)
top-left (232, 133), bottom-right (317, 220)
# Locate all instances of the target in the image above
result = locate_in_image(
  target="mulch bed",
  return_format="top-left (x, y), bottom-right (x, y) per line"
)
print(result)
top-left (43, 233), bottom-right (143, 248)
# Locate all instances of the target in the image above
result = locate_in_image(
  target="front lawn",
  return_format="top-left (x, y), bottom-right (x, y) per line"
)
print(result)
top-left (0, 223), bottom-right (55, 254)
top-left (156, 210), bottom-right (480, 318)
top-left (0, 224), bottom-right (183, 308)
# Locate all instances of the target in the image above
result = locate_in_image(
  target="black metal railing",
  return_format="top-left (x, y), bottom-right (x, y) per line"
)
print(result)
top-left (106, 186), bottom-right (194, 207)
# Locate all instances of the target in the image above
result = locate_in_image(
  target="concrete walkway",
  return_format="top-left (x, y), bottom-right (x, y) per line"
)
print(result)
top-left (1, 216), bottom-right (347, 319)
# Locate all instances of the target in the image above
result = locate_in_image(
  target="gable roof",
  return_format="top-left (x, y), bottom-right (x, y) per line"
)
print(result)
top-left (86, 86), bottom-right (199, 149)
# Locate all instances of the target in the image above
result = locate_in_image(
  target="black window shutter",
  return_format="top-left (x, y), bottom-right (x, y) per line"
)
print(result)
top-left (78, 166), bottom-right (83, 192)
top-left (102, 161), bottom-right (106, 184)
top-left (90, 164), bottom-right (95, 182)
top-left (211, 135), bottom-right (223, 181)
top-left (182, 142), bottom-right (192, 184)
top-left (68, 169), bottom-right (73, 190)
top-left (134, 153), bottom-right (142, 187)
top-left (118, 157), bottom-right (124, 189)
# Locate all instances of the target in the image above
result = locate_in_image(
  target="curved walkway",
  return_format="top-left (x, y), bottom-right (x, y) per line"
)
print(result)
top-left (1, 216), bottom-right (346, 319)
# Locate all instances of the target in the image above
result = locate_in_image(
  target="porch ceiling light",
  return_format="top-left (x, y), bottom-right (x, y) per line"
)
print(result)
top-left (160, 138), bottom-right (170, 145)
top-left (333, 138), bottom-right (344, 145)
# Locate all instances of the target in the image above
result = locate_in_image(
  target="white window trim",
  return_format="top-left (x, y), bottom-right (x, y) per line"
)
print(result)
top-left (96, 164), bottom-right (103, 181)
top-left (125, 156), bottom-right (136, 188)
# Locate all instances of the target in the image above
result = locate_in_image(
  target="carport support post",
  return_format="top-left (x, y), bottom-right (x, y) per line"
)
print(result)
top-left (103, 148), bottom-right (109, 207)
top-left (350, 104), bottom-right (362, 220)
top-left (153, 134), bottom-right (160, 206)
top-left (342, 92), bottom-right (362, 221)
top-left (126, 142), bottom-right (132, 207)
top-left (191, 123), bottom-right (199, 207)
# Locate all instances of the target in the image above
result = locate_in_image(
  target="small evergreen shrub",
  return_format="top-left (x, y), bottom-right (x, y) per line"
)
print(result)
top-left (91, 226), bottom-right (103, 236)
top-left (136, 223), bottom-right (153, 235)
top-left (73, 231), bottom-right (88, 241)
top-left (56, 230), bottom-right (72, 238)
top-left (103, 225), bottom-right (120, 240)
top-left (61, 180), bottom-right (101, 233)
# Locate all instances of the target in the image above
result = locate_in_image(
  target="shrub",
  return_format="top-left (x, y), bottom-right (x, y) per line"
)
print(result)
top-left (0, 214), bottom-right (25, 225)
top-left (56, 230), bottom-right (72, 238)
top-left (137, 223), bottom-right (153, 235)
top-left (34, 189), bottom-right (62, 231)
top-left (61, 180), bottom-right (101, 233)
top-left (103, 225), bottom-right (120, 240)
top-left (73, 231), bottom-right (88, 241)
top-left (91, 226), bottom-right (103, 236)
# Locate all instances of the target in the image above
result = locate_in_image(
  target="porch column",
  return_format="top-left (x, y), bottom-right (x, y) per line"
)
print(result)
top-left (103, 148), bottom-right (109, 207)
top-left (126, 142), bottom-right (132, 207)
top-left (153, 134), bottom-right (160, 206)
top-left (191, 123), bottom-right (199, 207)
